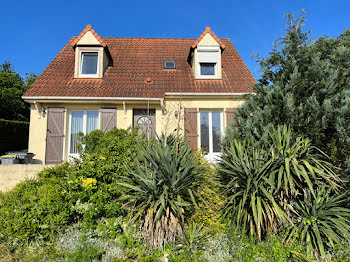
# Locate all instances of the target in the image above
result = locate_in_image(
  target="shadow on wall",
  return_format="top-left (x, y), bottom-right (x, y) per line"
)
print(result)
top-left (0, 119), bottom-right (29, 156)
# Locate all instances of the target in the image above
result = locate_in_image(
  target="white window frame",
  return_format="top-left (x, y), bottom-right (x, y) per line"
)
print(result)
top-left (67, 110), bottom-right (100, 160)
top-left (196, 46), bottom-right (220, 79)
top-left (199, 62), bottom-right (217, 77)
top-left (199, 110), bottom-right (223, 162)
top-left (79, 50), bottom-right (100, 78)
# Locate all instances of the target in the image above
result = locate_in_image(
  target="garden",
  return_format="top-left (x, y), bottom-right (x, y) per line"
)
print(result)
top-left (0, 12), bottom-right (350, 261)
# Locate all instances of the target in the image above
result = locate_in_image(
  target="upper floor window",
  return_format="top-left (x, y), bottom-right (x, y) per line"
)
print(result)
top-left (80, 51), bottom-right (99, 77)
top-left (196, 46), bottom-right (220, 79)
top-left (200, 63), bottom-right (216, 76)
top-left (164, 60), bottom-right (176, 69)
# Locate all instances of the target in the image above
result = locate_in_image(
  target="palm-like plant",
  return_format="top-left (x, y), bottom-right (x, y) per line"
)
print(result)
top-left (269, 125), bottom-right (340, 205)
top-left (218, 125), bottom-right (340, 240)
top-left (218, 139), bottom-right (288, 240)
top-left (119, 134), bottom-right (205, 249)
top-left (285, 188), bottom-right (350, 258)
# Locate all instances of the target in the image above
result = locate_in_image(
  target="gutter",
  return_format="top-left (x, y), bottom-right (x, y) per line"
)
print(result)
top-left (164, 92), bottom-right (254, 96)
top-left (22, 96), bottom-right (163, 102)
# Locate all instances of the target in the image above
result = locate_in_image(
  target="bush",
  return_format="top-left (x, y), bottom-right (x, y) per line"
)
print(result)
top-left (0, 173), bottom-right (72, 247)
top-left (0, 128), bottom-right (144, 247)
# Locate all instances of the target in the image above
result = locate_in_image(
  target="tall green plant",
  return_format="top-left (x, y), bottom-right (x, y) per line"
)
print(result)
top-left (218, 125), bottom-right (340, 241)
top-left (119, 134), bottom-right (206, 249)
top-left (285, 188), bottom-right (350, 258)
top-left (218, 138), bottom-right (288, 240)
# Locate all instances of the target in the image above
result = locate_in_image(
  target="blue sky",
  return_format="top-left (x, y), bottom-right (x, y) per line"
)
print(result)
top-left (2, 0), bottom-right (349, 80)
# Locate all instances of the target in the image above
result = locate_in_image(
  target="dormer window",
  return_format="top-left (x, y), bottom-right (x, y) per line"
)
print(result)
top-left (196, 46), bottom-right (220, 79)
top-left (80, 51), bottom-right (99, 77)
top-left (72, 25), bottom-right (111, 79)
top-left (200, 63), bottom-right (216, 76)
top-left (164, 60), bottom-right (176, 69)
top-left (191, 27), bottom-right (225, 80)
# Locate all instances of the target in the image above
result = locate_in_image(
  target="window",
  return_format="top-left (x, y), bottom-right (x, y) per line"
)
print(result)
top-left (196, 46), bottom-right (220, 79)
top-left (69, 111), bottom-right (99, 158)
top-left (164, 60), bottom-right (176, 69)
top-left (200, 63), bottom-right (216, 76)
top-left (200, 111), bottom-right (222, 155)
top-left (80, 51), bottom-right (98, 76)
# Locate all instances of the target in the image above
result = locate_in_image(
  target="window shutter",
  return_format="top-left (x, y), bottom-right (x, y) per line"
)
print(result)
top-left (100, 107), bottom-right (117, 132)
top-left (184, 108), bottom-right (198, 151)
top-left (226, 108), bottom-right (235, 127)
top-left (45, 107), bottom-right (65, 164)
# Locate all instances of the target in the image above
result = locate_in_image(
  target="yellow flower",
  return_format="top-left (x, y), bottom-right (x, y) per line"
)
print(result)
top-left (99, 155), bottom-right (106, 160)
top-left (68, 180), bottom-right (73, 184)
top-left (82, 178), bottom-right (97, 188)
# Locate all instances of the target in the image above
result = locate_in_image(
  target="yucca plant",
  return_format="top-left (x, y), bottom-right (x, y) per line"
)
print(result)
top-left (268, 125), bottom-right (341, 206)
top-left (218, 125), bottom-right (341, 240)
top-left (218, 139), bottom-right (288, 240)
top-left (285, 188), bottom-right (350, 259)
top-left (119, 134), bottom-right (206, 249)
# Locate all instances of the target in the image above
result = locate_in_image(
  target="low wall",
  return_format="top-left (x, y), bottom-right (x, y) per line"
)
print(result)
top-left (0, 164), bottom-right (52, 192)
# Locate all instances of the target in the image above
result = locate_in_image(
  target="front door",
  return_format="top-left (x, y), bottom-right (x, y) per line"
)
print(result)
top-left (45, 107), bottom-right (65, 164)
top-left (133, 109), bottom-right (156, 139)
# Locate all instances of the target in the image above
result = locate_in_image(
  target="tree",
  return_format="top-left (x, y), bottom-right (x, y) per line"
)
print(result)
top-left (224, 12), bottom-right (350, 180)
top-left (0, 61), bottom-right (37, 121)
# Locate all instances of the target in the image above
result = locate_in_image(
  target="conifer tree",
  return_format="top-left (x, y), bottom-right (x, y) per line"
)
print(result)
top-left (224, 12), bottom-right (350, 179)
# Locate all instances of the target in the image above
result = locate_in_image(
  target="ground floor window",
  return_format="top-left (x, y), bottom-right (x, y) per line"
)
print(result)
top-left (199, 111), bottom-right (222, 155)
top-left (69, 110), bottom-right (99, 158)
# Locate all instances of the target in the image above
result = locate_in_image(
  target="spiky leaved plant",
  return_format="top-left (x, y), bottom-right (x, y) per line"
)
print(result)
top-left (286, 188), bottom-right (350, 259)
top-left (218, 125), bottom-right (340, 240)
top-left (119, 134), bottom-right (206, 249)
top-left (218, 138), bottom-right (288, 240)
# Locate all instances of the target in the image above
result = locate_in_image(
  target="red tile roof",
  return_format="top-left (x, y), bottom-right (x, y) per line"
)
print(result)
top-left (24, 34), bottom-right (255, 99)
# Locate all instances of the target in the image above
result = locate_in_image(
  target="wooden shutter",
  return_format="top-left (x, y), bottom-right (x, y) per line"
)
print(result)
top-left (45, 107), bottom-right (65, 164)
top-left (226, 108), bottom-right (235, 127)
top-left (100, 107), bottom-right (117, 132)
top-left (184, 108), bottom-right (198, 151)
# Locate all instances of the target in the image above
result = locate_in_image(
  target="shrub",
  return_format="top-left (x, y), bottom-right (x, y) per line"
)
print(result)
top-left (0, 175), bottom-right (72, 247)
top-left (0, 128), bottom-right (143, 247)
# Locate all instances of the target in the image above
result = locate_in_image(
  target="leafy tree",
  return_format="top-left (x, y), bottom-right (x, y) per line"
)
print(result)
top-left (0, 61), bottom-right (37, 121)
top-left (224, 12), bottom-right (350, 180)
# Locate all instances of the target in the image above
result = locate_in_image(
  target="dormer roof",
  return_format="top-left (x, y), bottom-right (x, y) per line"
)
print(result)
top-left (71, 25), bottom-right (107, 47)
top-left (191, 27), bottom-right (226, 49)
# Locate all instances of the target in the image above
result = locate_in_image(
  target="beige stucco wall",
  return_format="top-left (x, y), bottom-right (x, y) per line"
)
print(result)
top-left (28, 104), bottom-right (47, 163)
top-left (76, 31), bottom-right (101, 45)
top-left (0, 164), bottom-right (52, 192)
top-left (198, 33), bottom-right (220, 46)
top-left (27, 97), bottom-right (244, 164)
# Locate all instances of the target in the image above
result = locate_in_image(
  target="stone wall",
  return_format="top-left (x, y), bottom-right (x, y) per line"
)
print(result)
top-left (0, 164), bottom-right (52, 192)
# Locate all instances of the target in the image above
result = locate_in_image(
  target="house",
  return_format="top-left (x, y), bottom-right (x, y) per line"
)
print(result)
top-left (23, 25), bottom-right (255, 164)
